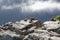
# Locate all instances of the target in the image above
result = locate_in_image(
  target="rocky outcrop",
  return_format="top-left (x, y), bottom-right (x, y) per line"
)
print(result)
top-left (0, 18), bottom-right (60, 40)
top-left (0, 18), bottom-right (42, 40)
top-left (23, 29), bottom-right (60, 40)
top-left (43, 21), bottom-right (60, 30)
top-left (23, 21), bottom-right (60, 40)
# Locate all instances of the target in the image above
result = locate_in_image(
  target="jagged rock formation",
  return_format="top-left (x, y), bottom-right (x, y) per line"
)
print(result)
top-left (23, 21), bottom-right (60, 40)
top-left (0, 18), bottom-right (60, 40)
top-left (0, 18), bottom-right (42, 40)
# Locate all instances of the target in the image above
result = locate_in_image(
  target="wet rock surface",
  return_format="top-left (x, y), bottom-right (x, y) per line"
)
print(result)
top-left (0, 18), bottom-right (60, 40)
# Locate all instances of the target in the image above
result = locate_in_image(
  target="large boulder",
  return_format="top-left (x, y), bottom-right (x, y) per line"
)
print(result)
top-left (43, 21), bottom-right (60, 32)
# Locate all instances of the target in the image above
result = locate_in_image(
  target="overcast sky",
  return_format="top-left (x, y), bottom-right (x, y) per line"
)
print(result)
top-left (0, 0), bottom-right (60, 13)
top-left (0, 0), bottom-right (60, 24)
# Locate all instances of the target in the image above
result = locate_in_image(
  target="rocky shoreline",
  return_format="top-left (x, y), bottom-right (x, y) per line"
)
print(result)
top-left (0, 17), bottom-right (60, 40)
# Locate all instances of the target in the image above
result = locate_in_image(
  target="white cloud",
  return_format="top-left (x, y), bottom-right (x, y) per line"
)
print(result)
top-left (20, 0), bottom-right (60, 12)
top-left (1, 6), bottom-right (14, 10)
top-left (1, 0), bottom-right (60, 13)
top-left (1, 4), bottom-right (21, 10)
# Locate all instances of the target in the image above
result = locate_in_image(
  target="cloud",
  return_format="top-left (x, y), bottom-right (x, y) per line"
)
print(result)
top-left (21, 0), bottom-right (60, 12)
top-left (54, 0), bottom-right (60, 2)
top-left (0, 0), bottom-right (60, 25)
top-left (0, 0), bottom-right (60, 13)
top-left (1, 4), bottom-right (21, 10)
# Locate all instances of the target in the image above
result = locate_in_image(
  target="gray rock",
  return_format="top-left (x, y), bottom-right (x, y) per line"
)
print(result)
top-left (23, 32), bottom-right (50, 40)
top-left (2, 35), bottom-right (12, 40)
top-left (1, 18), bottom-right (60, 40)
top-left (0, 30), bottom-right (20, 40)
top-left (50, 36), bottom-right (60, 40)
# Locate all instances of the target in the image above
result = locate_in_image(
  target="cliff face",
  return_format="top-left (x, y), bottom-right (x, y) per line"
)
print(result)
top-left (0, 18), bottom-right (60, 40)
